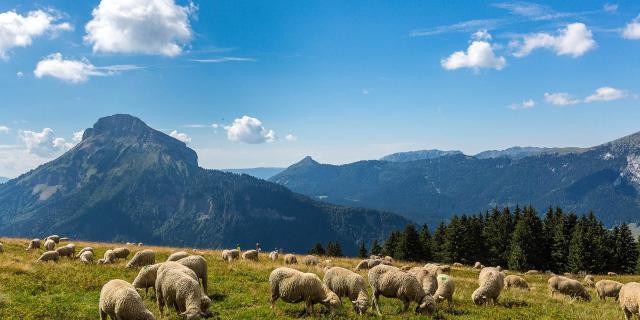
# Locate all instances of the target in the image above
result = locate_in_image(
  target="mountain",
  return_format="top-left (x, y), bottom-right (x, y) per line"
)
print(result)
top-left (0, 177), bottom-right (8, 184)
top-left (222, 167), bottom-right (285, 180)
top-left (474, 146), bottom-right (587, 159)
top-left (0, 114), bottom-right (410, 254)
top-left (381, 149), bottom-right (464, 162)
top-left (271, 131), bottom-right (640, 227)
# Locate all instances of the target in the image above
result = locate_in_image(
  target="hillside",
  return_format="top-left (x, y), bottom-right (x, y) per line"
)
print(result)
top-left (221, 167), bottom-right (285, 180)
top-left (381, 150), bottom-right (464, 162)
top-left (271, 131), bottom-right (640, 226)
top-left (0, 177), bottom-right (8, 184)
top-left (0, 115), bottom-right (409, 254)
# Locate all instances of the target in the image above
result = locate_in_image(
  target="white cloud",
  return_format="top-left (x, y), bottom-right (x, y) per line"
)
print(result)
top-left (34, 53), bottom-right (139, 83)
top-left (0, 10), bottom-right (71, 59)
top-left (211, 123), bottom-right (220, 129)
top-left (361, 88), bottom-right (371, 95)
top-left (72, 130), bottom-right (84, 142)
top-left (16, 71), bottom-right (23, 77)
top-left (472, 29), bottom-right (492, 41)
top-left (603, 3), bottom-right (618, 13)
top-left (225, 116), bottom-right (276, 144)
top-left (410, 19), bottom-right (505, 37)
top-left (441, 33), bottom-right (506, 71)
top-left (509, 99), bottom-right (536, 110)
top-left (169, 130), bottom-right (191, 143)
top-left (584, 87), bottom-right (627, 102)
top-left (84, 0), bottom-right (195, 56)
top-left (191, 57), bottom-right (256, 63)
top-left (285, 134), bottom-right (297, 142)
top-left (0, 126), bottom-right (9, 133)
top-left (622, 15), bottom-right (640, 40)
top-left (492, 2), bottom-right (573, 21)
top-left (512, 23), bottom-right (596, 58)
top-left (20, 128), bottom-right (72, 157)
top-left (544, 92), bottom-right (580, 106)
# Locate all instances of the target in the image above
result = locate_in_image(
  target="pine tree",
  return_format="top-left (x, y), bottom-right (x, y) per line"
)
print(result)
top-left (358, 241), bottom-right (368, 258)
top-left (614, 223), bottom-right (639, 274)
top-left (568, 218), bottom-right (588, 273)
top-left (309, 242), bottom-right (325, 255)
top-left (370, 239), bottom-right (383, 256)
top-left (432, 222), bottom-right (447, 262)
top-left (483, 207), bottom-right (513, 267)
top-left (332, 242), bottom-right (343, 257)
top-left (419, 224), bottom-right (433, 262)
top-left (396, 224), bottom-right (424, 261)
top-left (444, 215), bottom-right (466, 263)
top-left (326, 241), bottom-right (335, 256)
top-left (383, 231), bottom-right (400, 259)
top-left (508, 206), bottom-right (544, 271)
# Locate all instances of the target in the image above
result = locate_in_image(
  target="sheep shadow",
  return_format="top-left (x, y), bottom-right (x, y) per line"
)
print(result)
top-left (208, 293), bottom-right (226, 302)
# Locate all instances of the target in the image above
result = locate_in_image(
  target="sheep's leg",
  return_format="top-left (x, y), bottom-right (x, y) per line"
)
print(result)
top-left (400, 298), bottom-right (409, 313)
top-left (622, 307), bottom-right (631, 320)
top-left (202, 274), bottom-right (208, 293)
top-left (372, 292), bottom-right (382, 316)
top-left (99, 310), bottom-right (107, 320)
top-left (305, 300), bottom-right (313, 316)
top-left (156, 288), bottom-right (164, 316)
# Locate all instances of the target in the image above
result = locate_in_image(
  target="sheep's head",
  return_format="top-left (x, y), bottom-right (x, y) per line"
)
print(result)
top-left (180, 309), bottom-right (212, 320)
top-left (351, 295), bottom-right (369, 315)
top-left (471, 289), bottom-right (486, 305)
top-left (141, 310), bottom-right (155, 320)
top-left (415, 295), bottom-right (436, 315)
top-left (579, 291), bottom-right (592, 302)
top-left (321, 289), bottom-right (342, 313)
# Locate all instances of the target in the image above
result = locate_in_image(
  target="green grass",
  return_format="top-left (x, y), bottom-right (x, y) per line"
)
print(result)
top-left (0, 237), bottom-right (633, 319)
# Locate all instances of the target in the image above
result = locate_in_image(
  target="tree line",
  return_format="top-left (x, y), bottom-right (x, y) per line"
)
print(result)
top-left (359, 206), bottom-right (639, 274)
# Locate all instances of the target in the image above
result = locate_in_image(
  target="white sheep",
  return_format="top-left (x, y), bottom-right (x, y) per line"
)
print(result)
top-left (525, 270), bottom-right (539, 275)
top-left (155, 263), bottom-right (212, 319)
top-left (242, 249), bottom-right (259, 261)
top-left (177, 255), bottom-right (208, 293)
top-left (548, 275), bottom-right (591, 301)
top-left (619, 282), bottom-right (640, 319)
top-left (434, 274), bottom-right (456, 305)
top-left (608, 272), bottom-right (619, 276)
top-left (453, 262), bottom-right (464, 268)
top-left (27, 239), bottom-right (40, 251)
top-left (407, 267), bottom-right (438, 295)
top-left (472, 267), bottom-right (505, 305)
top-left (473, 262), bottom-right (483, 269)
top-left (304, 255), bottom-right (320, 266)
top-left (323, 266), bottom-right (369, 314)
top-left (37, 250), bottom-right (60, 263)
top-left (76, 247), bottom-right (94, 258)
top-left (284, 254), bottom-right (297, 264)
top-left (269, 267), bottom-right (342, 316)
top-left (222, 249), bottom-right (240, 262)
top-left (584, 275), bottom-right (596, 288)
top-left (112, 247), bottom-right (130, 260)
top-left (596, 279), bottom-right (623, 301)
top-left (46, 235), bottom-right (60, 243)
top-left (56, 243), bottom-right (75, 258)
top-left (99, 279), bottom-right (155, 320)
top-left (368, 264), bottom-right (436, 316)
top-left (80, 251), bottom-right (94, 264)
top-left (269, 251), bottom-right (279, 261)
top-left (355, 258), bottom-right (383, 271)
top-left (98, 250), bottom-right (116, 265)
top-left (167, 251), bottom-right (190, 262)
top-left (370, 255), bottom-right (381, 260)
top-left (138, 243), bottom-right (143, 246)
top-left (504, 275), bottom-right (529, 290)
top-left (126, 250), bottom-right (156, 268)
top-left (132, 263), bottom-right (164, 297)
top-left (44, 239), bottom-right (56, 251)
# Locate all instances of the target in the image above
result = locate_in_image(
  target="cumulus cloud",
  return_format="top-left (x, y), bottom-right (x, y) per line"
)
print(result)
top-left (509, 99), bottom-right (536, 110)
top-left (285, 134), bottom-right (297, 142)
top-left (34, 53), bottom-right (139, 83)
top-left (0, 126), bottom-right (9, 134)
top-left (20, 128), bottom-right (73, 157)
top-left (623, 15), bottom-right (640, 40)
top-left (544, 92), bottom-right (581, 106)
top-left (512, 23), bottom-right (596, 58)
top-left (169, 130), bottom-right (191, 143)
top-left (441, 32), bottom-right (506, 71)
top-left (584, 87), bottom-right (627, 102)
top-left (0, 9), bottom-right (71, 59)
top-left (84, 0), bottom-right (195, 56)
top-left (225, 116), bottom-right (276, 144)
top-left (72, 130), bottom-right (84, 142)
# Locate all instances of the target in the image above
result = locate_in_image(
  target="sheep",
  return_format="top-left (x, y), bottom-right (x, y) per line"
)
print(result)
top-left (167, 251), bottom-right (190, 262)
top-left (80, 251), bottom-right (94, 264)
top-left (368, 264), bottom-right (436, 316)
top-left (322, 260), bottom-right (333, 267)
top-left (37, 250), bottom-right (60, 263)
top-left (453, 262), bottom-right (464, 268)
top-left (138, 243), bottom-right (143, 246)
top-left (596, 279), bottom-right (623, 301)
top-left (126, 250), bottom-right (156, 268)
top-left (155, 263), bottom-right (212, 319)
top-left (112, 247), bottom-right (130, 260)
top-left (619, 282), bottom-right (640, 319)
top-left (525, 270), bottom-right (540, 275)
top-left (0, 242), bottom-right (3, 253)
top-left (44, 239), bottom-right (56, 251)
top-left (400, 265), bottom-right (412, 271)
top-left (608, 272), bottom-right (619, 276)
top-left (355, 258), bottom-right (383, 271)
top-left (323, 266), bottom-right (369, 314)
top-left (46, 235), bottom-right (60, 243)
top-left (99, 279), bottom-right (155, 320)
top-left (407, 267), bottom-right (438, 295)
top-left (304, 255), bottom-right (320, 266)
top-left (472, 267), bottom-right (505, 305)
top-left (424, 263), bottom-right (448, 275)
top-left (126, 242), bottom-right (135, 246)
top-left (584, 275), bottom-right (596, 288)
top-left (269, 267), bottom-right (342, 316)
top-left (383, 256), bottom-right (394, 264)
top-left (284, 254), bottom-right (297, 264)
top-left (97, 250), bottom-right (116, 265)
top-left (434, 274), bottom-right (456, 305)
top-left (56, 244), bottom-right (75, 258)
top-left (27, 239), bottom-right (40, 251)
top-left (177, 255), bottom-right (208, 293)
top-left (222, 249), bottom-right (240, 262)
top-left (473, 262), bottom-right (483, 269)
top-left (370, 255), bottom-right (381, 260)
top-left (133, 263), bottom-right (164, 297)
top-left (548, 275), bottom-right (591, 301)
top-left (504, 275), bottom-right (529, 290)
top-left (269, 251), bottom-right (279, 261)
top-left (76, 247), bottom-right (94, 258)
top-left (59, 237), bottom-right (70, 242)
top-left (242, 249), bottom-right (259, 261)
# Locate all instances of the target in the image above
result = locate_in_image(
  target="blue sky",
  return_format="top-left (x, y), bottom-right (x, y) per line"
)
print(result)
top-left (0, 0), bottom-right (639, 177)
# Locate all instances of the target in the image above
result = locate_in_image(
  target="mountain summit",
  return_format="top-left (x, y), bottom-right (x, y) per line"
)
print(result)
top-left (0, 115), bottom-right (409, 253)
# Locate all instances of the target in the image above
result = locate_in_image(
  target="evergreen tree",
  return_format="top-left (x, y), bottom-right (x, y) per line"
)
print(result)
top-left (326, 241), bottom-right (335, 256)
top-left (419, 224), bottom-right (433, 262)
top-left (483, 207), bottom-right (513, 267)
top-left (396, 224), bottom-right (424, 261)
top-left (432, 222), bottom-right (447, 262)
top-left (444, 215), bottom-right (467, 263)
top-left (568, 218), bottom-right (589, 273)
top-left (383, 231), bottom-right (401, 259)
top-left (332, 242), bottom-right (343, 257)
top-left (549, 208), bottom-right (569, 273)
top-left (508, 206), bottom-right (544, 271)
top-left (358, 241), bottom-right (368, 258)
top-left (309, 242), bottom-right (325, 255)
top-left (370, 239), bottom-right (383, 256)
top-left (614, 223), bottom-right (639, 274)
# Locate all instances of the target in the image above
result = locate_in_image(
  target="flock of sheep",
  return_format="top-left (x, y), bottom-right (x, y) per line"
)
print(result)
top-left (6, 236), bottom-right (640, 319)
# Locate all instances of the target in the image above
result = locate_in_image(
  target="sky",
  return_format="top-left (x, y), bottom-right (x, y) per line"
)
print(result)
top-left (0, 0), bottom-right (639, 178)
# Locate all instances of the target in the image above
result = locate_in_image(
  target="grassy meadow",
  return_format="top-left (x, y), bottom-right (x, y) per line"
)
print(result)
top-left (0, 237), bottom-right (633, 319)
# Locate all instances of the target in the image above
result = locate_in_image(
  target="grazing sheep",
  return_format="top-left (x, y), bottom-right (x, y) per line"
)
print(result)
top-left (133, 263), bottom-right (164, 297)
top-left (44, 239), bottom-right (56, 251)
top-left (222, 249), bottom-right (240, 262)
top-left (504, 275), bottom-right (529, 290)
top-left (46, 235), bottom-right (60, 243)
top-left (322, 260), bottom-right (333, 267)
top-left (76, 247), bottom-right (94, 258)
top-left (27, 239), bottom-right (40, 251)
top-left (177, 255), bottom-right (208, 293)
top-left (400, 265), bottom-right (412, 271)
top-left (80, 251), bottom-right (94, 264)
top-left (99, 279), bottom-right (155, 320)
top-left (155, 263), bottom-right (212, 319)
top-left (37, 250), bottom-right (60, 263)
top-left (619, 282), bottom-right (640, 319)
top-left (59, 237), bottom-right (69, 242)
top-left (284, 254), bottom-right (297, 265)
top-left (368, 264), bottom-right (436, 316)
top-left (407, 267), bottom-right (438, 295)
top-left (126, 242), bottom-right (135, 246)
top-left (424, 263), bottom-right (448, 275)
top-left (472, 267), bottom-right (505, 305)
top-left (112, 247), bottom-right (130, 260)
top-left (596, 279), bottom-right (623, 301)
top-left (269, 251), bottom-right (279, 261)
top-left (453, 262), bottom-right (463, 268)
top-left (304, 255), bottom-right (320, 266)
top-left (584, 275), bottom-right (596, 288)
top-left (323, 266), bottom-right (369, 314)
top-left (525, 270), bottom-right (540, 275)
top-left (355, 258), bottom-right (383, 271)
top-left (434, 274), bottom-right (456, 305)
top-left (166, 251), bottom-right (190, 262)
top-left (608, 272), bottom-right (619, 276)
top-left (98, 250), bottom-right (117, 265)
top-left (126, 250), bottom-right (156, 268)
top-left (56, 244), bottom-right (75, 258)
top-left (242, 249), bottom-right (259, 261)
top-left (473, 262), bottom-right (483, 269)
top-left (383, 256), bottom-right (394, 264)
top-left (548, 275), bottom-right (591, 301)
top-left (269, 267), bottom-right (342, 316)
